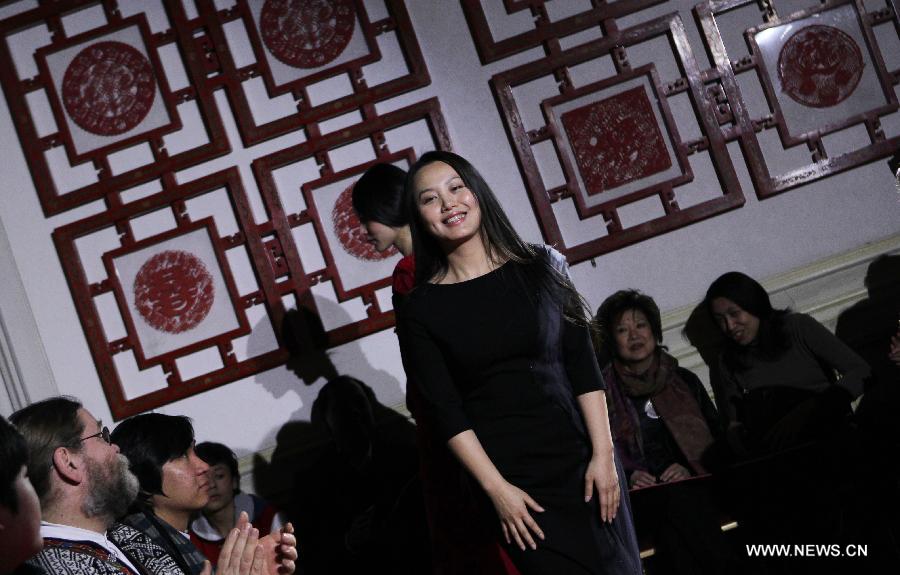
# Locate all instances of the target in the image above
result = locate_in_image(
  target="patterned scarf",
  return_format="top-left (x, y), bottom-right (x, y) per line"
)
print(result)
top-left (608, 351), bottom-right (715, 474)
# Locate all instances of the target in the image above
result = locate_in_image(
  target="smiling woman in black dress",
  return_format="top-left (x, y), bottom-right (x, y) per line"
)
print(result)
top-left (397, 151), bottom-right (640, 574)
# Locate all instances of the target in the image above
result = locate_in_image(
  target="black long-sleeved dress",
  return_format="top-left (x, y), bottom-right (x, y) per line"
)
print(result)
top-left (398, 247), bottom-right (640, 574)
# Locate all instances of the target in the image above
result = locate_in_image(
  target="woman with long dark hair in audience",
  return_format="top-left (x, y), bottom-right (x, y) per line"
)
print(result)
top-left (352, 162), bottom-right (519, 573)
top-left (596, 290), bottom-right (744, 575)
top-left (398, 151), bottom-right (640, 574)
top-left (704, 271), bottom-right (875, 571)
top-left (704, 271), bottom-right (869, 452)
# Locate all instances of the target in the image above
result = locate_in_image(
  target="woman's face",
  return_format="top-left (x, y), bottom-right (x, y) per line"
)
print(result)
top-left (204, 463), bottom-right (237, 515)
top-left (613, 309), bottom-right (657, 369)
top-left (710, 297), bottom-right (760, 346)
top-left (412, 161), bottom-right (482, 250)
top-left (362, 220), bottom-right (398, 253)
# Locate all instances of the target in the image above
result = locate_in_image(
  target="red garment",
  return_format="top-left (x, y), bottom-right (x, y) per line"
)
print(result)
top-left (392, 254), bottom-right (415, 296)
top-left (393, 257), bottom-right (518, 575)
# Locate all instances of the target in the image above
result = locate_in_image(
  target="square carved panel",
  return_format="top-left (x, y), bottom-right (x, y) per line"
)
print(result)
top-left (694, 0), bottom-right (900, 197)
top-left (0, 1), bottom-right (228, 215)
top-left (493, 13), bottom-right (745, 264)
top-left (199, 0), bottom-right (430, 145)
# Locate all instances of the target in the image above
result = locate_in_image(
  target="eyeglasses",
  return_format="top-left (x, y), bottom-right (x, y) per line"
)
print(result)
top-left (80, 426), bottom-right (111, 445)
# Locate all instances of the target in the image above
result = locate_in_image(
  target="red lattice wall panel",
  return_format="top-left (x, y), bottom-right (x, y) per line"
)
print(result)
top-left (196, 0), bottom-right (429, 145)
top-left (53, 98), bottom-right (449, 420)
top-left (694, 0), bottom-right (900, 197)
top-left (251, 98), bottom-right (451, 348)
top-left (0, 1), bottom-right (228, 216)
top-left (461, 0), bottom-right (668, 63)
top-left (493, 12), bottom-right (745, 264)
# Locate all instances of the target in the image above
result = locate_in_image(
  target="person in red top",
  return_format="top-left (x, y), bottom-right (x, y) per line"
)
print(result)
top-left (189, 442), bottom-right (285, 567)
top-left (353, 162), bottom-right (518, 574)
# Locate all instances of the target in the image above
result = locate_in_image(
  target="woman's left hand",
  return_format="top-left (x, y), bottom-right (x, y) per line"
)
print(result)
top-left (583, 451), bottom-right (620, 523)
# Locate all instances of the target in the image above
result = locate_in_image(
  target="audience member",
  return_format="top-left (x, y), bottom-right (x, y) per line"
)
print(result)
top-left (596, 290), bottom-right (742, 575)
top-left (111, 414), bottom-right (297, 575)
top-left (11, 397), bottom-right (226, 575)
top-left (0, 415), bottom-right (43, 575)
top-left (704, 273), bottom-right (876, 572)
top-left (190, 442), bottom-right (285, 567)
top-left (704, 271), bottom-right (869, 453)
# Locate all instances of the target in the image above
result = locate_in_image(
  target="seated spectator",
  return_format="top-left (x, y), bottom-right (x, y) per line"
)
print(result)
top-left (189, 442), bottom-right (285, 567)
top-left (111, 414), bottom-right (297, 575)
top-left (596, 290), bottom-right (742, 575)
top-left (0, 415), bottom-right (43, 575)
top-left (704, 271), bottom-right (869, 453)
top-left (10, 396), bottom-right (257, 575)
top-left (704, 272), bottom-right (876, 569)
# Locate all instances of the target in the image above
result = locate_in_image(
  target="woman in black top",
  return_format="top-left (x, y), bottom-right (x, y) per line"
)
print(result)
top-left (398, 151), bottom-right (640, 574)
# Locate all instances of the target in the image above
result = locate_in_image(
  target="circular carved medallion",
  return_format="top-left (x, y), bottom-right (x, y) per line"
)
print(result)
top-left (133, 250), bottom-right (215, 334)
top-left (777, 25), bottom-right (864, 108)
top-left (332, 183), bottom-right (396, 262)
top-left (260, 0), bottom-right (356, 69)
top-left (62, 41), bottom-right (156, 136)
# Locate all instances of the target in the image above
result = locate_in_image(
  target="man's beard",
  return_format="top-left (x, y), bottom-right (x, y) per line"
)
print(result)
top-left (82, 453), bottom-right (139, 523)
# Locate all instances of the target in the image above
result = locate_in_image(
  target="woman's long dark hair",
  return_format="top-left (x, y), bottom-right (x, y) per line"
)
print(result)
top-left (351, 163), bottom-right (408, 226)
top-left (704, 271), bottom-right (791, 372)
top-left (405, 150), bottom-right (593, 327)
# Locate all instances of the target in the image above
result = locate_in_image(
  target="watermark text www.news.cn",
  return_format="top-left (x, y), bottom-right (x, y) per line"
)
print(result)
top-left (746, 544), bottom-right (868, 558)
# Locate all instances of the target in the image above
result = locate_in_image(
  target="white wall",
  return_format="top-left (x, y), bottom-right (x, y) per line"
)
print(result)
top-left (1, 0), bottom-right (898, 470)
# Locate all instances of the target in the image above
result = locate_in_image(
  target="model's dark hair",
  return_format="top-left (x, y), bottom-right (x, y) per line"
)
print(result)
top-left (195, 441), bottom-right (240, 494)
top-left (111, 413), bottom-right (195, 502)
top-left (595, 290), bottom-right (665, 360)
top-left (9, 396), bottom-right (84, 506)
top-left (405, 151), bottom-right (593, 327)
top-left (0, 415), bottom-right (29, 513)
top-left (352, 163), bottom-right (408, 226)
top-left (704, 271), bottom-right (790, 371)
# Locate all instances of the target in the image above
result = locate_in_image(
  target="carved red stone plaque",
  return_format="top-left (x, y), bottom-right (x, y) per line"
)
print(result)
top-left (561, 86), bottom-right (671, 195)
top-left (61, 41), bottom-right (156, 136)
top-left (331, 184), bottom-right (396, 261)
top-left (260, 0), bottom-right (356, 68)
top-left (133, 250), bottom-right (215, 334)
top-left (777, 25), bottom-right (864, 108)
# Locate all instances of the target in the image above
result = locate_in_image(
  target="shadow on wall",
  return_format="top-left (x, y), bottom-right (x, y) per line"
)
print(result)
top-left (835, 254), bottom-right (900, 389)
top-left (247, 296), bottom-right (405, 432)
top-left (246, 300), bottom-right (427, 572)
top-left (255, 376), bottom-right (428, 574)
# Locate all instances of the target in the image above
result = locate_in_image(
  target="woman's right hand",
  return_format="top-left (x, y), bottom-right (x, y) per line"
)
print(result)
top-left (487, 480), bottom-right (545, 551)
top-left (629, 469), bottom-right (657, 489)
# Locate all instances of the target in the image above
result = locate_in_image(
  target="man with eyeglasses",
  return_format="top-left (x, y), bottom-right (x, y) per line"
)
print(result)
top-left (10, 397), bottom-right (271, 575)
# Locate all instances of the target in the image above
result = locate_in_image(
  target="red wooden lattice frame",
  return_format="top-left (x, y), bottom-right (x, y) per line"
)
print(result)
top-left (53, 168), bottom-right (282, 420)
top-left (460, 0), bottom-right (668, 63)
top-left (694, 0), bottom-right (900, 198)
top-left (53, 98), bottom-right (450, 420)
top-left (196, 0), bottom-right (430, 145)
top-left (493, 12), bottom-right (745, 265)
top-left (101, 216), bottom-right (251, 369)
top-left (251, 98), bottom-right (451, 348)
top-left (0, 0), bottom-right (229, 216)
top-left (34, 14), bottom-right (182, 165)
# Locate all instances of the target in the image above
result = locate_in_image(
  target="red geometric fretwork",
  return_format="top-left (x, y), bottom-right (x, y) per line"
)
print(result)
top-left (62, 41), bottom-right (156, 136)
top-left (777, 25), bottom-right (864, 108)
top-left (133, 250), bottom-right (215, 334)
top-left (260, 0), bottom-right (356, 69)
top-left (561, 86), bottom-right (671, 194)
